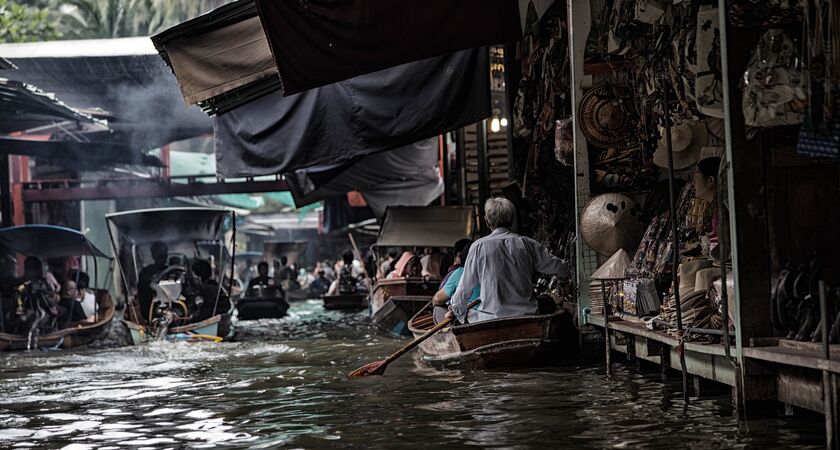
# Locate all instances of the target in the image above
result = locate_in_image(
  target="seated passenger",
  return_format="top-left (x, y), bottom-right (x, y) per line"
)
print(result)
top-left (432, 241), bottom-right (480, 323)
top-left (447, 198), bottom-right (569, 324)
top-left (328, 251), bottom-right (361, 295)
top-left (70, 271), bottom-right (97, 323)
top-left (422, 252), bottom-right (450, 279)
top-left (386, 251), bottom-right (414, 279)
top-left (59, 279), bottom-right (86, 325)
top-left (137, 241), bottom-right (168, 321)
top-left (309, 269), bottom-right (330, 296)
top-left (247, 262), bottom-right (281, 298)
top-left (403, 256), bottom-right (422, 278)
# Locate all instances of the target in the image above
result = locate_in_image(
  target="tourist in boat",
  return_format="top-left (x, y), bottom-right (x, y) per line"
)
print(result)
top-left (67, 271), bottom-right (97, 323)
top-left (440, 239), bottom-right (473, 287)
top-left (403, 256), bottom-right (423, 278)
top-left (328, 251), bottom-right (364, 295)
top-left (137, 241), bottom-right (169, 321)
top-left (276, 256), bottom-right (299, 291)
top-left (247, 261), bottom-right (281, 298)
top-left (378, 249), bottom-right (398, 278)
top-left (386, 251), bottom-right (414, 279)
top-left (431, 241), bottom-right (480, 323)
top-left (309, 268), bottom-right (331, 296)
top-left (447, 197), bottom-right (569, 324)
top-left (58, 279), bottom-right (86, 325)
top-left (422, 252), bottom-right (450, 279)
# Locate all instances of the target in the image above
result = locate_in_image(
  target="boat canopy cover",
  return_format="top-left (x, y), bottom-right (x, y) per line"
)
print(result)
top-left (0, 225), bottom-right (109, 259)
top-left (375, 206), bottom-right (477, 248)
top-left (254, 0), bottom-right (521, 95)
top-left (106, 207), bottom-right (232, 247)
top-left (262, 241), bottom-right (307, 265)
top-left (214, 48), bottom-right (489, 177)
top-left (152, 0), bottom-right (278, 115)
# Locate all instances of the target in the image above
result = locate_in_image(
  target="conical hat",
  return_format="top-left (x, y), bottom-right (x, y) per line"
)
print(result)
top-left (581, 193), bottom-right (644, 256)
top-left (592, 249), bottom-right (631, 280)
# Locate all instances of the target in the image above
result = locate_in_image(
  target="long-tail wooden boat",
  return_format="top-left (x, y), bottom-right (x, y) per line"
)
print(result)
top-left (0, 290), bottom-right (116, 351)
top-left (407, 302), bottom-right (567, 371)
top-left (322, 293), bottom-right (368, 311)
top-left (107, 208), bottom-right (237, 344)
top-left (0, 225), bottom-right (117, 351)
top-left (369, 205), bottom-right (478, 336)
top-left (235, 293), bottom-right (290, 320)
top-left (370, 278), bottom-right (438, 335)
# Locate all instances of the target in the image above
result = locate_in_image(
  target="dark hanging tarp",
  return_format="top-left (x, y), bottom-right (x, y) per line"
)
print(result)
top-left (286, 138), bottom-right (443, 219)
top-left (214, 48), bottom-right (490, 177)
top-left (254, 0), bottom-right (521, 95)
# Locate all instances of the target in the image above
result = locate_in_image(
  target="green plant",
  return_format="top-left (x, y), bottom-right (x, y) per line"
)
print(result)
top-left (0, 0), bottom-right (60, 42)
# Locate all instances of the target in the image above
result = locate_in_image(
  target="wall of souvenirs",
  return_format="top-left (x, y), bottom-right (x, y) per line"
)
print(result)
top-left (563, 0), bottom-right (840, 344)
top-left (508, 1), bottom-right (577, 304)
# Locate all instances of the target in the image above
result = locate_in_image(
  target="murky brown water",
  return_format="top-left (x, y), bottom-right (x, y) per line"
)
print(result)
top-left (0, 300), bottom-right (826, 449)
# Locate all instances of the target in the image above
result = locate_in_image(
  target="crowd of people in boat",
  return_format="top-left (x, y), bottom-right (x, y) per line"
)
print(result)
top-left (0, 256), bottom-right (99, 336)
top-left (380, 198), bottom-right (570, 325)
top-left (134, 241), bottom-right (229, 327)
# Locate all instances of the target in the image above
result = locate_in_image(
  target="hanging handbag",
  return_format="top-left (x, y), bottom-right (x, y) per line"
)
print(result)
top-left (742, 29), bottom-right (806, 127)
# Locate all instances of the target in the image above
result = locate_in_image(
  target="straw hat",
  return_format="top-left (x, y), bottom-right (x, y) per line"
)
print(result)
top-left (592, 249), bottom-right (631, 280)
top-left (706, 118), bottom-right (725, 140)
top-left (653, 120), bottom-right (708, 170)
top-left (699, 146), bottom-right (724, 162)
top-left (581, 194), bottom-right (644, 256)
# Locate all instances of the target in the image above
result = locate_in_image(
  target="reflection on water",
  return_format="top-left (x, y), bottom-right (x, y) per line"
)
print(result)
top-left (0, 299), bottom-right (825, 449)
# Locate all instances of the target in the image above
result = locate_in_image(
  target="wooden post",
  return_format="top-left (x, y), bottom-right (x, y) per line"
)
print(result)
top-left (477, 119), bottom-right (490, 234)
top-left (0, 155), bottom-right (11, 228)
top-left (455, 128), bottom-right (467, 206)
top-left (602, 280), bottom-right (611, 375)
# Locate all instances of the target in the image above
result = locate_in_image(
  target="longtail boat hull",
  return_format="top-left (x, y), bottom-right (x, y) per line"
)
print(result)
top-left (235, 296), bottom-right (290, 320)
top-left (408, 303), bottom-right (568, 370)
top-left (124, 313), bottom-right (231, 345)
top-left (322, 294), bottom-right (368, 311)
top-left (0, 290), bottom-right (116, 352)
top-left (370, 278), bottom-right (438, 336)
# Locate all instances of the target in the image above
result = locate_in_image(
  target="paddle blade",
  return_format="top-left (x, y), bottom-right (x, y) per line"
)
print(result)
top-left (348, 360), bottom-right (388, 377)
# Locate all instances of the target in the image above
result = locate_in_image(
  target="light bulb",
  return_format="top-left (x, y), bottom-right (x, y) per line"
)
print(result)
top-left (500, 117), bottom-right (509, 127)
top-left (490, 118), bottom-right (501, 133)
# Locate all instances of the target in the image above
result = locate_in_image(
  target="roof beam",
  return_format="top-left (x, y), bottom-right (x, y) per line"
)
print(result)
top-left (20, 178), bottom-right (288, 203)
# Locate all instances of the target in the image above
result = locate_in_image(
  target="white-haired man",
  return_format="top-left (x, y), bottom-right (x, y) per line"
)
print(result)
top-left (447, 197), bottom-right (569, 324)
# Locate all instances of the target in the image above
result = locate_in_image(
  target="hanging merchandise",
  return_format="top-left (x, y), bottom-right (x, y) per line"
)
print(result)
top-left (621, 278), bottom-right (660, 316)
top-left (695, 7), bottom-right (724, 119)
top-left (634, 0), bottom-right (665, 25)
top-left (580, 193), bottom-right (644, 256)
top-left (797, 0), bottom-right (840, 160)
top-left (579, 86), bottom-right (635, 148)
top-left (554, 117), bottom-right (574, 166)
top-left (742, 29), bottom-right (806, 128)
top-left (652, 120), bottom-right (708, 170)
top-left (730, 0), bottom-right (804, 29)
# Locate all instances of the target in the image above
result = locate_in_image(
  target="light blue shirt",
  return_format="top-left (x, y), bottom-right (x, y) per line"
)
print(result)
top-left (451, 227), bottom-right (569, 323)
top-left (443, 267), bottom-right (480, 302)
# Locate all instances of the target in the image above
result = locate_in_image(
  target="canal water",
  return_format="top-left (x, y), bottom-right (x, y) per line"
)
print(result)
top-left (0, 300), bottom-right (826, 449)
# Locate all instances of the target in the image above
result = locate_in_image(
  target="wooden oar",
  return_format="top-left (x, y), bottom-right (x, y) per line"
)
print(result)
top-left (349, 299), bottom-right (480, 377)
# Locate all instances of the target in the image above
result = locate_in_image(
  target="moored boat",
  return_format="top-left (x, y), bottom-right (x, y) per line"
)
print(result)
top-left (0, 225), bottom-right (116, 351)
top-left (407, 302), bottom-right (566, 371)
top-left (107, 208), bottom-right (236, 345)
top-left (322, 293), bottom-right (368, 311)
top-left (370, 206), bottom-right (477, 335)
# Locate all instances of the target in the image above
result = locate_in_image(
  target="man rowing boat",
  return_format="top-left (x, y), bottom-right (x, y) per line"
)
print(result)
top-left (447, 197), bottom-right (569, 324)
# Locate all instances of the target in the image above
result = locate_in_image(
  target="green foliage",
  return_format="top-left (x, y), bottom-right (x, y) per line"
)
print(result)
top-left (0, 0), bottom-right (60, 43)
top-left (11, 0), bottom-right (222, 40)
